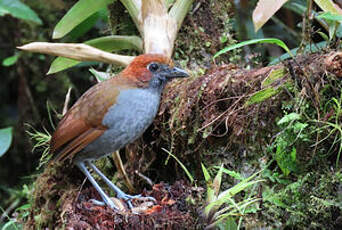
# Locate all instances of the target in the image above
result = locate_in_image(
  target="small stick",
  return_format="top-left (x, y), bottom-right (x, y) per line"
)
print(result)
top-left (135, 170), bottom-right (153, 187)
top-left (62, 87), bottom-right (72, 116)
top-left (112, 151), bottom-right (136, 193)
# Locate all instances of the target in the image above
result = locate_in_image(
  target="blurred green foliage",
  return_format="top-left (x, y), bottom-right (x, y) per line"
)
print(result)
top-left (0, 0), bottom-right (105, 210)
top-left (0, 127), bottom-right (12, 157)
top-left (0, 0), bottom-right (42, 24)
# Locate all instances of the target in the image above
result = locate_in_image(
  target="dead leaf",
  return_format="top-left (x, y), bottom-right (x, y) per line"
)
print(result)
top-left (252, 0), bottom-right (289, 32)
top-left (144, 205), bottom-right (163, 214)
top-left (161, 196), bottom-right (176, 205)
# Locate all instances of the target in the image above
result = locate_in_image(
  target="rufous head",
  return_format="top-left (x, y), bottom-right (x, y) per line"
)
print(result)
top-left (121, 54), bottom-right (188, 88)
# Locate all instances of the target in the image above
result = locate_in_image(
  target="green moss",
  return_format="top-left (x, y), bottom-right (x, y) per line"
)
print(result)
top-left (262, 169), bottom-right (342, 228)
top-left (174, 0), bottom-right (236, 65)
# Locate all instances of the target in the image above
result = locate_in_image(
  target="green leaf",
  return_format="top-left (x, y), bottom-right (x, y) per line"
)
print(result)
top-left (316, 12), bottom-right (342, 40)
top-left (0, 0), bottom-right (42, 24)
top-left (48, 35), bottom-right (142, 74)
top-left (290, 147), bottom-right (296, 161)
top-left (261, 67), bottom-right (287, 87)
top-left (0, 127), bottom-right (13, 157)
top-left (15, 203), bottom-right (31, 211)
top-left (163, 148), bottom-right (194, 184)
top-left (262, 187), bottom-right (288, 208)
top-left (205, 169), bottom-right (264, 214)
top-left (316, 12), bottom-right (342, 21)
top-left (213, 198), bottom-right (260, 225)
top-left (213, 164), bottom-right (224, 196)
top-left (2, 219), bottom-right (19, 230)
top-left (214, 166), bottom-right (244, 180)
top-left (336, 24), bottom-right (342, 38)
top-left (317, 31), bottom-right (329, 41)
top-left (53, 0), bottom-right (113, 39)
top-left (119, 0), bottom-right (140, 29)
top-left (293, 122), bottom-right (308, 132)
top-left (277, 112), bottom-right (301, 125)
top-left (269, 41), bottom-right (327, 65)
top-left (169, 0), bottom-right (194, 30)
top-left (217, 218), bottom-right (238, 230)
top-left (283, 2), bottom-right (307, 16)
top-left (201, 163), bottom-right (216, 204)
top-left (202, 163), bottom-right (211, 182)
top-left (275, 146), bottom-right (297, 176)
top-left (214, 38), bottom-right (292, 59)
top-left (66, 10), bottom-right (106, 41)
top-left (48, 58), bottom-right (96, 75)
top-left (245, 87), bottom-right (280, 106)
top-left (2, 53), bottom-right (20, 66)
top-left (206, 180), bottom-right (263, 213)
top-left (89, 68), bottom-right (111, 82)
top-left (314, 0), bottom-right (342, 15)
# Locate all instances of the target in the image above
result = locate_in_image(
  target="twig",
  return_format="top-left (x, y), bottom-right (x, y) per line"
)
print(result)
top-left (62, 87), bottom-right (72, 116)
top-left (135, 170), bottom-right (154, 187)
top-left (0, 199), bottom-right (20, 224)
top-left (112, 151), bottom-right (136, 193)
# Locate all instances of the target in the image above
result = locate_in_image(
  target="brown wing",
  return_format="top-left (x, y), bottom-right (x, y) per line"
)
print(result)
top-left (52, 127), bottom-right (105, 162)
top-left (50, 76), bottom-right (135, 163)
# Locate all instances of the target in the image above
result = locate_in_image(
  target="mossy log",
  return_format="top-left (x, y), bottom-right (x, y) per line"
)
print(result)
top-left (24, 50), bottom-right (342, 229)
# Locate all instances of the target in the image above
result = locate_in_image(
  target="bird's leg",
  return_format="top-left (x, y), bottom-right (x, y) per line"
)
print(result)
top-left (86, 161), bottom-right (134, 200)
top-left (76, 161), bottom-right (118, 210)
top-left (86, 160), bottom-right (156, 208)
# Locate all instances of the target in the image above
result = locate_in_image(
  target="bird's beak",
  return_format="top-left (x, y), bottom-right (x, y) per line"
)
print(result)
top-left (166, 66), bottom-right (189, 79)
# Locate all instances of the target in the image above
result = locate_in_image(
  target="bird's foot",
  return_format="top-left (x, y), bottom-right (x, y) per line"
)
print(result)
top-left (89, 194), bottom-right (156, 211)
top-left (117, 193), bottom-right (156, 209)
top-left (89, 198), bottom-right (126, 211)
top-left (118, 193), bottom-right (156, 202)
top-left (89, 198), bottom-right (105, 206)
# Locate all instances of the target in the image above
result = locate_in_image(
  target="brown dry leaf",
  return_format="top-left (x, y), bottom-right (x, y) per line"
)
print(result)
top-left (325, 51), bottom-right (342, 77)
top-left (252, 0), bottom-right (289, 32)
top-left (130, 201), bottom-right (155, 213)
top-left (17, 42), bottom-right (134, 68)
top-left (161, 196), bottom-right (176, 205)
top-left (144, 205), bottom-right (163, 214)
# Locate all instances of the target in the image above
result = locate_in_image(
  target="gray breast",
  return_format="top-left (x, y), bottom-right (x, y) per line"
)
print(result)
top-left (75, 88), bottom-right (161, 161)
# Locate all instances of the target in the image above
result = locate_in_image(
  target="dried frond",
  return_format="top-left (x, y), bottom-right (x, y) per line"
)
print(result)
top-left (18, 42), bottom-right (135, 69)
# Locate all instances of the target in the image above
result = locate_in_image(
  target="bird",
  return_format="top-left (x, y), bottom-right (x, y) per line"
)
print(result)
top-left (48, 54), bottom-right (189, 210)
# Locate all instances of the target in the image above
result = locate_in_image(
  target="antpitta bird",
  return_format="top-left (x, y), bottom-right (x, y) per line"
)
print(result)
top-left (49, 54), bottom-right (188, 210)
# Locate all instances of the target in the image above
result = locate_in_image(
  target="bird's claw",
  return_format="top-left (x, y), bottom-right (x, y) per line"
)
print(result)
top-left (89, 198), bottom-right (126, 211)
top-left (89, 198), bottom-right (105, 206)
top-left (118, 193), bottom-right (156, 202)
top-left (136, 195), bottom-right (157, 203)
top-left (116, 193), bottom-right (156, 209)
top-left (89, 194), bottom-right (156, 211)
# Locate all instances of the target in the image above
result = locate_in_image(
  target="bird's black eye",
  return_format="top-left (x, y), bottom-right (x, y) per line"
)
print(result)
top-left (148, 63), bottom-right (159, 72)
